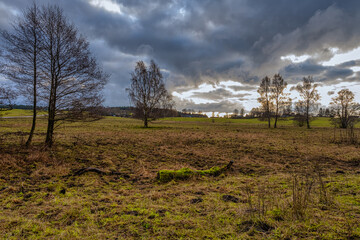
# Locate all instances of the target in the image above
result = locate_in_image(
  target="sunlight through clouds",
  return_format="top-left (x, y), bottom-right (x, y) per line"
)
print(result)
top-left (322, 47), bottom-right (360, 66)
top-left (281, 54), bottom-right (311, 63)
top-left (89, 0), bottom-right (122, 14)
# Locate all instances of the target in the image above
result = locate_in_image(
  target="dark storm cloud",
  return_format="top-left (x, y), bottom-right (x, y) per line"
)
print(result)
top-left (338, 60), bottom-right (360, 68)
top-left (1, 0), bottom-right (360, 108)
top-left (282, 59), bottom-right (326, 77)
top-left (324, 67), bottom-right (353, 81)
top-left (280, 60), bottom-right (356, 85)
top-left (227, 85), bottom-right (257, 92)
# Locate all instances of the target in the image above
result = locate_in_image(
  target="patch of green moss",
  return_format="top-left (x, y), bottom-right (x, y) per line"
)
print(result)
top-left (157, 164), bottom-right (229, 183)
top-left (157, 168), bottom-right (194, 183)
top-left (198, 166), bottom-right (223, 176)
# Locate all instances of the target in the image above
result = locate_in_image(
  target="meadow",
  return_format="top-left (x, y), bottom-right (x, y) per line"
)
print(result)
top-left (0, 109), bottom-right (47, 117)
top-left (0, 111), bottom-right (359, 239)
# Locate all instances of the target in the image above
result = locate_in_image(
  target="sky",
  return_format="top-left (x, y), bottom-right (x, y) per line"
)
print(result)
top-left (1, 0), bottom-right (360, 113)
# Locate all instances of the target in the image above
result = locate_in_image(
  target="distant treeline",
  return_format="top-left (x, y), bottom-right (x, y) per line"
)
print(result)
top-left (1, 105), bottom-right (209, 118)
top-left (0, 104), bottom-right (47, 110)
top-left (100, 107), bottom-right (208, 118)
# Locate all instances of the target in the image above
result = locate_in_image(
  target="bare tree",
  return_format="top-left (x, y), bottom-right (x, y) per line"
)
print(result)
top-left (257, 76), bottom-right (272, 128)
top-left (330, 89), bottom-right (359, 128)
top-left (240, 108), bottom-right (245, 117)
top-left (291, 76), bottom-right (320, 129)
top-left (127, 60), bottom-right (173, 127)
top-left (293, 101), bottom-right (307, 127)
top-left (1, 3), bottom-right (42, 146)
top-left (271, 74), bottom-right (287, 128)
top-left (282, 98), bottom-right (292, 116)
top-left (38, 5), bottom-right (107, 147)
top-left (325, 108), bottom-right (330, 117)
top-left (249, 107), bottom-right (261, 118)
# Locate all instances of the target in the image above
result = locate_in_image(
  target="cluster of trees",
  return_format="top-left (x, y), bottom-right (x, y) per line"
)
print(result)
top-left (290, 76), bottom-right (321, 128)
top-left (330, 89), bottom-right (359, 129)
top-left (254, 74), bottom-right (359, 129)
top-left (182, 109), bottom-right (202, 114)
top-left (232, 108), bottom-right (245, 118)
top-left (318, 108), bottom-right (335, 117)
top-left (257, 74), bottom-right (292, 128)
top-left (0, 4), bottom-right (108, 147)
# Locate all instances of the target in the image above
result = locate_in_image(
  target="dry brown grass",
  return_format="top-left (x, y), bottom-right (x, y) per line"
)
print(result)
top-left (0, 117), bottom-right (359, 239)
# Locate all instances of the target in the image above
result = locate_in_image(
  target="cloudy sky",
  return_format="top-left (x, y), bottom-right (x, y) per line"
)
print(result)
top-left (1, 0), bottom-right (360, 113)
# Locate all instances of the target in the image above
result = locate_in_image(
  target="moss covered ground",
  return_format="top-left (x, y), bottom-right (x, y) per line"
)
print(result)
top-left (0, 114), bottom-right (359, 239)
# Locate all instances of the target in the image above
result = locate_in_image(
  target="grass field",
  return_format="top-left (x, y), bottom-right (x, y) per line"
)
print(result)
top-left (161, 116), bottom-right (360, 128)
top-left (0, 115), bottom-right (359, 239)
top-left (0, 109), bottom-right (47, 117)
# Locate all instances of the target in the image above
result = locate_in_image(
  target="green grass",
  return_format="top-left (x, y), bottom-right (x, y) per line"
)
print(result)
top-left (157, 162), bottom-right (230, 183)
top-left (160, 116), bottom-right (360, 127)
top-left (0, 109), bottom-right (47, 117)
top-left (2, 110), bottom-right (357, 128)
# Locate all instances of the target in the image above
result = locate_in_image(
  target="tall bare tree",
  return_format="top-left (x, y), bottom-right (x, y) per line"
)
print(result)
top-left (240, 108), bottom-right (245, 117)
top-left (293, 101), bottom-right (307, 127)
top-left (271, 74), bottom-right (287, 128)
top-left (38, 5), bottom-right (107, 147)
top-left (291, 76), bottom-right (320, 129)
top-left (257, 76), bottom-right (272, 128)
top-left (127, 60), bottom-right (173, 127)
top-left (282, 98), bottom-right (292, 116)
top-left (330, 89), bottom-right (358, 128)
top-left (1, 3), bottom-right (42, 146)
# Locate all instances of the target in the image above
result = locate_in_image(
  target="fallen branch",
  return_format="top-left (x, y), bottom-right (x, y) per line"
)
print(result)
top-left (64, 167), bottom-right (130, 179)
top-left (73, 167), bottom-right (107, 176)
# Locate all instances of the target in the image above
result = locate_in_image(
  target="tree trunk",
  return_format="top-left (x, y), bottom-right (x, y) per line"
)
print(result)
top-left (306, 102), bottom-right (310, 129)
top-left (45, 108), bottom-right (55, 148)
top-left (45, 77), bottom-right (56, 148)
top-left (267, 101), bottom-right (271, 128)
top-left (274, 104), bottom-right (278, 128)
top-left (26, 48), bottom-right (37, 147)
top-left (26, 102), bottom-right (36, 146)
top-left (343, 106), bottom-right (348, 129)
top-left (45, 122), bottom-right (54, 147)
top-left (144, 114), bottom-right (148, 128)
top-left (306, 116), bottom-right (310, 129)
